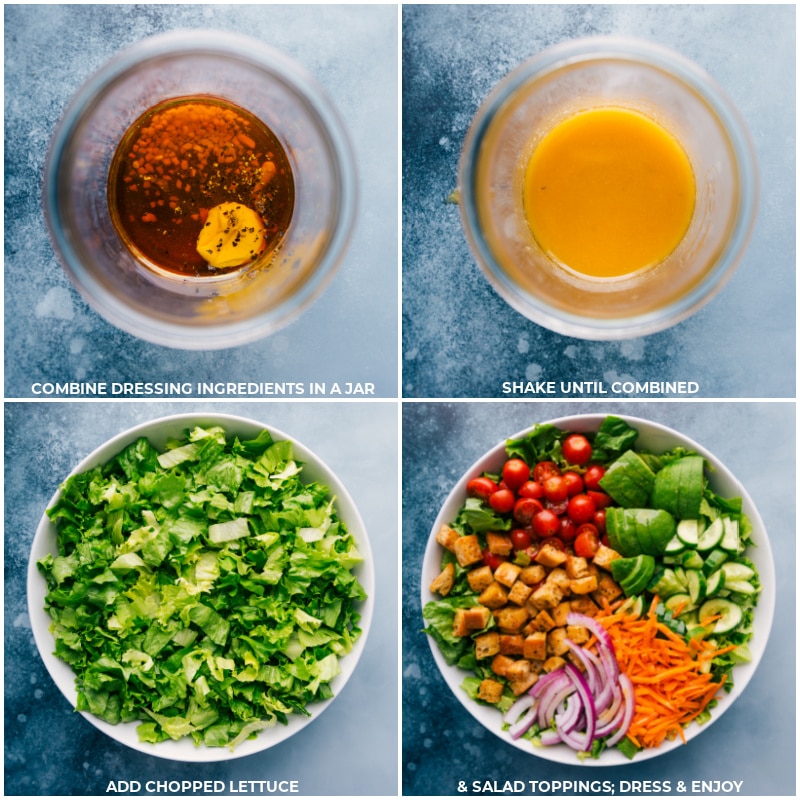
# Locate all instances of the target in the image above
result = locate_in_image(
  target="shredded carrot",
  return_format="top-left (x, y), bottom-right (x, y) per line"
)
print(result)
top-left (595, 601), bottom-right (729, 750)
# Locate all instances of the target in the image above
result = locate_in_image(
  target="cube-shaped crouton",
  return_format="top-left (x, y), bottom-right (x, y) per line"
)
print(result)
top-left (491, 653), bottom-right (516, 677)
top-left (524, 609), bottom-right (557, 633)
top-left (569, 575), bottom-right (599, 595)
top-left (593, 544), bottom-right (622, 572)
top-left (565, 555), bottom-right (590, 580)
top-left (477, 678), bottom-right (504, 704)
top-left (486, 532), bottom-right (513, 556)
top-left (507, 580), bottom-right (533, 607)
top-left (494, 560), bottom-right (522, 588)
top-left (475, 631), bottom-right (500, 660)
top-left (436, 524), bottom-right (460, 552)
top-left (523, 631), bottom-right (547, 661)
top-left (519, 564), bottom-right (547, 585)
top-left (552, 600), bottom-right (572, 627)
top-left (429, 562), bottom-right (455, 596)
top-left (528, 582), bottom-right (564, 610)
top-left (543, 656), bottom-right (567, 672)
top-left (467, 565), bottom-right (494, 593)
top-left (478, 581), bottom-right (508, 609)
top-left (547, 627), bottom-right (571, 657)
top-left (509, 673), bottom-right (539, 696)
top-left (494, 605), bottom-right (530, 634)
top-left (592, 573), bottom-right (624, 606)
top-left (546, 568), bottom-right (571, 591)
top-left (453, 534), bottom-right (483, 567)
top-left (570, 597), bottom-right (600, 617)
top-left (535, 542), bottom-right (568, 568)
top-left (464, 605), bottom-right (492, 630)
top-left (505, 659), bottom-right (531, 683)
top-left (499, 634), bottom-right (525, 656)
top-left (566, 624), bottom-right (591, 646)
top-left (452, 609), bottom-right (470, 637)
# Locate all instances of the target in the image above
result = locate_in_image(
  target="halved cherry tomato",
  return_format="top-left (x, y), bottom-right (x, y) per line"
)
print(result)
top-left (583, 464), bottom-right (606, 492)
top-left (502, 458), bottom-right (530, 491)
top-left (543, 475), bottom-right (568, 503)
top-left (593, 509), bottom-right (607, 535)
top-left (587, 490), bottom-right (612, 509)
top-left (567, 493), bottom-right (596, 524)
top-left (563, 434), bottom-right (592, 466)
top-left (481, 549), bottom-right (506, 570)
top-left (574, 528), bottom-right (600, 557)
top-left (532, 509), bottom-right (560, 537)
top-left (545, 498), bottom-right (569, 516)
top-left (518, 480), bottom-right (544, 499)
top-left (513, 497), bottom-right (543, 525)
top-left (563, 471), bottom-right (584, 497)
top-left (540, 536), bottom-right (566, 551)
top-left (488, 488), bottom-right (515, 514)
top-left (533, 461), bottom-right (561, 482)
top-left (558, 517), bottom-right (577, 542)
top-left (510, 528), bottom-right (533, 551)
top-left (467, 476), bottom-right (498, 501)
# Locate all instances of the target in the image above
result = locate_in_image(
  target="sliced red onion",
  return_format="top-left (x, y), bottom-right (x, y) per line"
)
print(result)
top-left (563, 663), bottom-right (596, 750)
top-left (509, 703), bottom-right (540, 740)
top-left (605, 673), bottom-right (635, 747)
top-left (503, 693), bottom-right (535, 726)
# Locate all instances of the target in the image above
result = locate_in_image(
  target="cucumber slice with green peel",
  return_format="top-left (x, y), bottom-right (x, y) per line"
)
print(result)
top-left (696, 517), bottom-right (724, 551)
top-left (664, 592), bottom-right (693, 614)
top-left (698, 597), bottom-right (743, 633)
top-left (648, 567), bottom-right (687, 598)
top-left (721, 561), bottom-right (755, 583)
top-left (702, 548), bottom-right (729, 576)
top-left (724, 580), bottom-right (757, 596)
top-left (720, 517), bottom-right (740, 553)
top-left (705, 569), bottom-right (724, 596)
top-left (677, 550), bottom-right (704, 570)
top-left (664, 534), bottom-right (686, 555)
top-left (676, 519), bottom-right (702, 546)
top-left (685, 569), bottom-right (707, 605)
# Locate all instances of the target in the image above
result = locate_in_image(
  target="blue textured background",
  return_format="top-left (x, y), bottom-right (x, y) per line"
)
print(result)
top-left (5, 401), bottom-right (398, 796)
top-left (402, 5), bottom-right (795, 398)
top-left (402, 401), bottom-right (795, 795)
top-left (4, 4), bottom-right (398, 398)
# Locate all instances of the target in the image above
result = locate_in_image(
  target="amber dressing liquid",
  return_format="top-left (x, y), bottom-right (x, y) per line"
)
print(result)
top-left (108, 95), bottom-right (294, 277)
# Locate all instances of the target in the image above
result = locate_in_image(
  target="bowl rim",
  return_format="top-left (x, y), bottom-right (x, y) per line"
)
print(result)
top-left (43, 29), bottom-right (358, 350)
top-left (458, 36), bottom-right (759, 340)
top-left (421, 412), bottom-right (775, 765)
top-left (27, 411), bottom-right (375, 762)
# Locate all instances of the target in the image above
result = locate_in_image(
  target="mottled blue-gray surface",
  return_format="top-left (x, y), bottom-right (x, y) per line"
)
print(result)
top-left (5, 401), bottom-right (398, 796)
top-left (4, 4), bottom-right (397, 397)
top-left (402, 402), bottom-right (795, 795)
top-left (402, 5), bottom-right (795, 398)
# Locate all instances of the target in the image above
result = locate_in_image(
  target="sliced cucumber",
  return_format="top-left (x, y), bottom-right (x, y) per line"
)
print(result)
top-left (698, 597), bottom-right (743, 634)
top-left (702, 548), bottom-right (729, 576)
top-left (705, 569), bottom-right (724, 596)
top-left (686, 569), bottom-right (707, 605)
top-left (724, 580), bottom-right (757, 596)
top-left (721, 561), bottom-right (755, 583)
top-left (720, 517), bottom-right (740, 553)
top-left (664, 592), bottom-right (693, 614)
top-left (676, 519), bottom-right (701, 547)
top-left (696, 517), bottom-right (724, 551)
top-left (677, 550), bottom-right (705, 570)
top-left (664, 534), bottom-right (686, 555)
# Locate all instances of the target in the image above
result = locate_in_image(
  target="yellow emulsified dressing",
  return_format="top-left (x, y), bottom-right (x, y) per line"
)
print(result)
top-left (523, 107), bottom-right (696, 279)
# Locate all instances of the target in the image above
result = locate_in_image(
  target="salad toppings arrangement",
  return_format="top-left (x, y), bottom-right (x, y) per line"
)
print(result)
top-left (38, 425), bottom-right (366, 749)
top-left (423, 416), bottom-right (760, 760)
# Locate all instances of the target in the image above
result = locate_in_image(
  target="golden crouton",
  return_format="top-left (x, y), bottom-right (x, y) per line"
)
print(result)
top-left (475, 631), bottom-right (500, 660)
top-left (498, 634), bottom-right (525, 656)
top-left (523, 631), bottom-right (547, 661)
top-left (429, 562), bottom-right (455, 596)
top-left (493, 605), bottom-right (530, 634)
top-left (477, 678), bottom-right (504, 704)
top-left (519, 564), bottom-right (547, 585)
top-left (545, 567), bottom-right (570, 591)
top-left (528, 581), bottom-right (564, 610)
top-left (567, 624), bottom-right (591, 646)
top-left (547, 627), bottom-right (571, 657)
top-left (535, 543), bottom-right (568, 568)
top-left (478, 581), bottom-right (509, 610)
top-left (505, 659), bottom-right (531, 683)
top-left (463, 605), bottom-right (491, 630)
top-left (452, 609), bottom-right (470, 637)
top-left (565, 555), bottom-right (590, 580)
top-left (552, 600), bottom-right (572, 626)
top-left (453, 534), bottom-right (483, 567)
top-left (592, 573), bottom-right (624, 606)
top-left (570, 596), bottom-right (601, 617)
top-left (507, 580), bottom-right (533, 607)
top-left (569, 575), bottom-right (599, 595)
top-left (524, 609), bottom-right (557, 634)
top-left (486, 532), bottom-right (513, 556)
top-left (435, 524), bottom-right (460, 552)
top-left (493, 560), bottom-right (522, 588)
top-left (592, 544), bottom-right (622, 572)
top-left (509, 673), bottom-right (539, 696)
top-left (543, 656), bottom-right (567, 672)
top-left (491, 653), bottom-right (516, 677)
top-left (467, 565), bottom-right (494, 593)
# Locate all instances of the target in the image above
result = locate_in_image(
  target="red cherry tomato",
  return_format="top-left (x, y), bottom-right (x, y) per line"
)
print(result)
top-left (593, 509), bottom-right (607, 535)
top-left (518, 480), bottom-right (544, 499)
top-left (502, 458), bottom-right (531, 491)
top-left (558, 517), bottom-right (577, 542)
top-left (601, 534), bottom-right (611, 548)
top-left (540, 536), bottom-right (566, 551)
top-left (482, 549), bottom-right (505, 570)
top-left (543, 476), bottom-right (568, 503)
top-left (583, 464), bottom-right (606, 492)
top-left (467, 476), bottom-right (498, 501)
top-left (488, 488), bottom-right (515, 514)
top-left (587, 490), bottom-right (612, 510)
top-left (567, 494), bottom-right (596, 525)
top-left (574, 528), bottom-right (600, 558)
top-left (533, 461), bottom-right (561, 483)
top-left (513, 497), bottom-right (544, 525)
top-left (563, 471), bottom-right (584, 497)
top-left (545, 498), bottom-right (569, 517)
top-left (510, 528), bottom-right (533, 551)
top-left (563, 434), bottom-right (593, 466)
top-left (532, 509), bottom-right (560, 538)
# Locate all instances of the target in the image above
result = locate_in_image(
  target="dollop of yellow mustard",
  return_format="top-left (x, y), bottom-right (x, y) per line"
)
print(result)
top-left (196, 202), bottom-right (266, 269)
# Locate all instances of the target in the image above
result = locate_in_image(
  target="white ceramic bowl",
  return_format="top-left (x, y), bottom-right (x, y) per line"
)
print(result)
top-left (421, 414), bottom-right (774, 765)
top-left (28, 413), bottom-right (374, 761)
